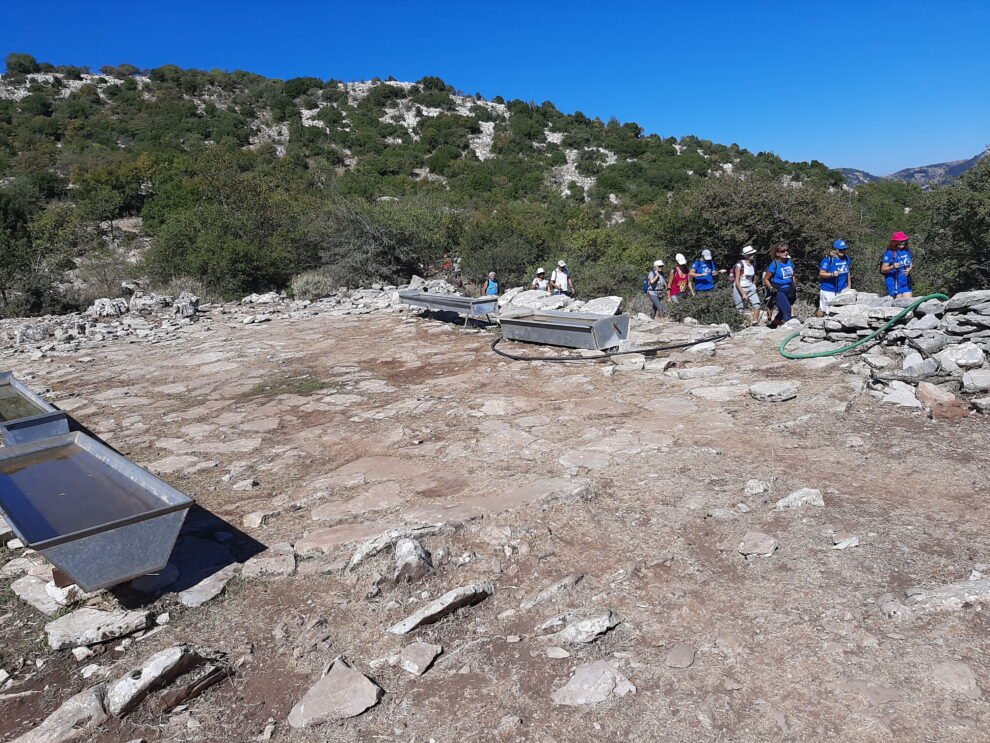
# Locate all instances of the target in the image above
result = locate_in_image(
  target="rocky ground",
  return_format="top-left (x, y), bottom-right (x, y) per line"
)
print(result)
top-left (1, 293), bottom-right (989, 743)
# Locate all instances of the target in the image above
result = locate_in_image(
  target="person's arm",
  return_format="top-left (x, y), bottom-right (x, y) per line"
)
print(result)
top-left (734, 265), bottom-right (745, 292)
top-left (688, 275), bottom-right (695, 296)
top-left (666, 270), bottom-right (674, 298)
top-left (818, 257), bottom-right (833, 280)
top-left (763, 270), bottom-right (774, 290)
top-left (688, 265), bottom-right (700, 279)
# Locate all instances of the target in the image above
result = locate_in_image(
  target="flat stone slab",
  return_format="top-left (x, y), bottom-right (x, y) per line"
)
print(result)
top-left (738, 532), bottom-right (778, 557)
top-left (46, 608), bottom-right (151, 650)
top-left (178, 563), bottom-right (240, 607)
top-left (242, 544), bottom-right (296, 579)
top-left (551, 610), bottom-right (619, 644)
top-left (399, 642), bottom-right (442, 675)
top-left (11, 575), bottom-right (62, 615)
top-left (551, 660), bottom-right (636, 706)
top-left (106, 645), bottom-right (207, 716)
top-left (690, 385), bottom-right (748, 402)
top-left (388, 582), bottom-right (494, 634)
top-left (288, 659), bottom-right (382, 728)
top-left (775, 488), bottom-right (824, 510)
top-left (749, 381), bottom-right (800, 402)
top-left (10, 684), bottom-right (109, 743)
top-left (665, 643), bottom-right (696, 668)
top-left (330, 456), bottom-right (430, 482)
top-left (295, 523), bottom-right (401, 558)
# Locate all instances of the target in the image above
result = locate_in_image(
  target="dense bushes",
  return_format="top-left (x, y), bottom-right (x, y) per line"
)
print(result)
top-left (664, 285), bottom-right (749, 330)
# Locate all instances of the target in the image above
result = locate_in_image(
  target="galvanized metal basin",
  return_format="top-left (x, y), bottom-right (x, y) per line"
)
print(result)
top-left (0, 371), bottom-right (69, 445)
top-left (0, 431), bottom-right (194, 591)
top-left (499, 310), bottom-right (630, 350)
top-left (398, 291), bottom-right (498, 317)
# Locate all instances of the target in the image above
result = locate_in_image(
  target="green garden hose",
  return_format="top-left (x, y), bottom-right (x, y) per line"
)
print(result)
top-left (778, 293), bottom-right (949, 359)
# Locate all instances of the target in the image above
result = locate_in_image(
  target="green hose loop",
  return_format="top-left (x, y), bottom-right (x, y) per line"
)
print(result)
top-left (779, 293), bottom-right (950, 359)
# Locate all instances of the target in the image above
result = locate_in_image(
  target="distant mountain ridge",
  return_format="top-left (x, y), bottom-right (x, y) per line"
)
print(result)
top-left (839, 149), bottom-right (989, 188)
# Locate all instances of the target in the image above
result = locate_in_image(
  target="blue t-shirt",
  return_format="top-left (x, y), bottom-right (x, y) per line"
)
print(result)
top-left (692, 259), bottom-right (717, 290)
top-left (819, 255), bottom-right (851, 293)
top-left (768, 259), bottom-right (795, 287)
top-left (882, 249), bottom-right (912, 275)
top-left (484, 280), bottom-right (500, 295)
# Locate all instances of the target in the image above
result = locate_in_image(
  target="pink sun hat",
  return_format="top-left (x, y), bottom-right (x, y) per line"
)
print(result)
top-left (891, 231), bottom-right (910, 242)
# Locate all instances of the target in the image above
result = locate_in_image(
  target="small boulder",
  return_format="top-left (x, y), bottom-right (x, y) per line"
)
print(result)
top-left (774, 488), bottom-right (824, 510)
top-left (551, 660), bottom-right (635, 706)
top-left (45, 608), bottom-right (151, 650)
top-left (551, 610), bottom-right (619, 645)
top-left (738, 532), bottom-right (778, 557)
top-left (399, 642), bottom-right (442, 676)
top-left (665, 643), bottom-right (696, 668)
top-left (388, 582), bottom-right (493, 634)
top-left (749, 381), bottom-right (799, 402)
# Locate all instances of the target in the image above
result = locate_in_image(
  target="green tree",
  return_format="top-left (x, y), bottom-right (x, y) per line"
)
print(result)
top-left (5, 53), bottom-right (39, 74)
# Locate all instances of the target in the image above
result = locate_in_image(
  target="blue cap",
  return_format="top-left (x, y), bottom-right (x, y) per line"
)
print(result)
top-left (833, 239), bottom-right (849, 250)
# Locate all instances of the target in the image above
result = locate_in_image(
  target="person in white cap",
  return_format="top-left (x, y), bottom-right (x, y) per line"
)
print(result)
top-left (643, 259), bottom-right (667, 320)
top-left (690, 249), bottom-right (725, 292)
top-left (732, 245), bottom-right (761, 325)
top-left (481, 271), bottom-right (502, 296)
top-left (550, 260), bottom-right (573, 296)
top-left (667, 253), bottom-right (694, 302)
top-left (530, 268), bottom-right (549, 292)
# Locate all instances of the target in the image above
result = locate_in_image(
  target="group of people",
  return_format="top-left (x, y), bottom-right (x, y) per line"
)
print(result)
top-left (476, 231), bottom-right (915, 328)
top-left (481, 260), bottom-right (575, 297)
top-left (644, 230), bottom-right (915, 326)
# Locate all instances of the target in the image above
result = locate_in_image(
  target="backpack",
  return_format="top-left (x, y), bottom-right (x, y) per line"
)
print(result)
top-left (642, 274), bottom-right (651, 293)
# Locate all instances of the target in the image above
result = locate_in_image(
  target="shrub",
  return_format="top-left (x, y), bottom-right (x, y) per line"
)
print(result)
top-left (290, 268), bottom-right (340, 299)
top-left (664, 285), bottom-right (749, 330)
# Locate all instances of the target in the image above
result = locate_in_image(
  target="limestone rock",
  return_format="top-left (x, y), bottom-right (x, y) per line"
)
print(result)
top-left (916, 381), bottom-right (956, 407)
top-left (938, 342), bottom-right (985, 370)
top-left (551, 660), bottom-right (635, 706)
top-left (178, 563), bottom-right (240, 607)
top-left (665, 643), bottom-right (696, 668)
top-left (393, 538), bottom-right (433, 583)
top-left (882, 380), bottom-right (922, 408)
top-left (12, 575), bottom-right (62, 615)
top-left (46, 608), bottom-right (151, 650)
top-left (287, 659), bottom-right (382, 728)
top-left (551, 610), bottom-right (619, 644)
top-left (581, 296), bottom-right (623, 315)
top-left (749, 381), bottom-right (799, 402)
top-left (738, 532), bottom-right (778, 557)
top-left (775, 488), bottom-right (824, 510)
top-left (744, 480), bottom-right (771, 497)
top-left (399, 642), bottom-right (442, 676)
top-left (932, 661), bottom-right (982, 700)
top-left (9, 685), bottom-right (109, 743)
top-left (521, 573), bottom-right (584, 610)
top-left (905, 577), bottom-right (990, 613)
top-left (106, 645), bottom-right (207, 716)
top-left (962, 369), bottom-right (990, 393)
top-left (388, 582), bottom-right (494, 634)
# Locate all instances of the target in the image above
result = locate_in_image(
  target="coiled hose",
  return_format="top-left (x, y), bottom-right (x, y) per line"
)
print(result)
top-left (491, 333), bottom-right (731, 363)
top-left (778, 293), bottom-right (949, 359)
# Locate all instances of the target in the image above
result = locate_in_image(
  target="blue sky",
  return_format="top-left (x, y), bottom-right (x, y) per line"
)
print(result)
top-left (2, 0), bottom-right (987, 174)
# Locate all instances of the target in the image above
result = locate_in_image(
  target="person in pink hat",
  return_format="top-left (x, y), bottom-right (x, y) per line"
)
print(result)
top-left (881, 232), bottom-right (913, 298)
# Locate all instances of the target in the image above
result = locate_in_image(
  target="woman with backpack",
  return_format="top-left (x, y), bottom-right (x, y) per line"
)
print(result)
top-left (732, 245), bottom-right (761, 325)
top-left (481, 271), bottom-right (502, 296)
top-left (763, 242), bottom-right (797, 326)
top-left (644, 259), bottom-right (666, 320)
top-left (881, 231), bottom-right (913, 298)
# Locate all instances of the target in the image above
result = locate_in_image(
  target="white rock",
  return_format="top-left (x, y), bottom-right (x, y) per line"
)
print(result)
top-left (9, 685), bottom-right (109, 743)
top-left (581, 296), bottom-right (623, 315)
top-left (685, 341), bottom-right (716, 357)
top-left (393, 538), bottom-right (433, 583)
top-left (962, 369), bottom-right (990, 393)
top-left (11, 575), bottom-right (62, 615)
top-left (551, 610), bottom-right (619, 644)
top-left (45, 608), bottom-right (151, 650)
top-left (521, 573), bottom-right (584, 610)
top-left (775, 488), bottom-right (824, 510)
top-left (744, 480), bottom-right (771, 497)
top-left (551, 660), bottom-right (635, 706)
top-left (738, 532), bottom-right (778, 557)
top-left (106, 645), bottom-right (206, 716)
top-left (178, 563), bottom-right (240, 607)
top-left (749, 381), bottom-right (799, 402)
top-left (388, 582), bottom-right (493, 634)
top-left (882, 380), bottom-right (922, 408)
top-left (399, 642), bottom-right (442, 675)
top-left (287, 659), bottom-right (382, 728)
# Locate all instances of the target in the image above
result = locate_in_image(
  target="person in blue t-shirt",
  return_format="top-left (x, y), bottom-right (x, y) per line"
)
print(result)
top-left (481, 271), bottom-right (501, 296)
top-left (881, 231), bottom-right (913, 298)
top-left (689, 250), bottom-right (725, 292)
top-left (762, 242), bottom-right (797, 326)
top-left (816, 239), bottom-right (853, 316)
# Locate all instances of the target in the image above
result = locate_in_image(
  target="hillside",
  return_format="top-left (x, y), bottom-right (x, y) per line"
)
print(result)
top-left (839, 148), bottom-right (989, 188)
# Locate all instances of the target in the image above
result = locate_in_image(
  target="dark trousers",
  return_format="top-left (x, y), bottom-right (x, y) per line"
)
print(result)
top-left (774, 284), bottom-right (796, 322)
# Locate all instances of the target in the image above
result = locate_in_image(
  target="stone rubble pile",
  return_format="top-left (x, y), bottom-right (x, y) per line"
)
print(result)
top-left (0, 276), bottom-right (634, 361)
top-left (795, 289), bottom-right (990, 417)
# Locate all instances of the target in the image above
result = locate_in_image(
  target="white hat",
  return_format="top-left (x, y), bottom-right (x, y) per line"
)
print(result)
top-left (557, 260), bottom-right (566, 267)
top-left (653, 259), bottom-right (664, 267)
top-left (675, 253), bottom-right (687, 265)
top-left (536, 267), bottom-right (545, 274)
top-left (742, 245), bottom-right (756, 256)
top-left (701, 249), bottom-right (712, 260)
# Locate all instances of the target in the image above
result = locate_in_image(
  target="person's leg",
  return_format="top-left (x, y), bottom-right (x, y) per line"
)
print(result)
top-left (748, 286), bottom-right (761, 324)
top-left (733, 286), bottom-right (743, 310)
top-left (647, 291), bottom-right (663, 319)
top-left (776, 286), bottom-right (793, 322)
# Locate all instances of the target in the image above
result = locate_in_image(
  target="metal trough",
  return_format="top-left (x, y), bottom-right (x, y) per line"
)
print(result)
top-left (499, 310), bottom-right (630, 350)
top-left (0, 431), bottom-right (194, 591)
top-left (398, 290), bottom-right (498, 319)
top-left (0, 371), bottom-right (69, 445)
